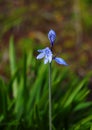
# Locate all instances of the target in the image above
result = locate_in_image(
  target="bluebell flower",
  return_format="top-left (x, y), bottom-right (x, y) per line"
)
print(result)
top-left (37, 29), bottom-right (68, 66)
top-left (36, 47), bottom-right (53, 64)
top-left (36, 47), bottom-right (68, 65)
top-left (53, 57), bottom-right (68, 66)
top-left (48, 29), bottom-right (56, 46)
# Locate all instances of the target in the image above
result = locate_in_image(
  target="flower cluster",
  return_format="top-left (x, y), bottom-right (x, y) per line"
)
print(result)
top-left (36, 29), bottom-right (68, 66)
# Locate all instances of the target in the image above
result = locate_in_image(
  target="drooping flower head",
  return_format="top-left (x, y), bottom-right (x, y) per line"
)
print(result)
top-left (48, 29), bottom-right (56, 46)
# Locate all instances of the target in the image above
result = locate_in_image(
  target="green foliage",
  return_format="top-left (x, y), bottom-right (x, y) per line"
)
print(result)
top-left (0, 39), bottom-right (92, 130)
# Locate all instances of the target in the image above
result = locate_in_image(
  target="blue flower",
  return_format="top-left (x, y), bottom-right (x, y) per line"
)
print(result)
top-left (36, 47), bottom-right (53, 64)
top-left (36, 47), bottom-right (68, 65)
top-left (36, 29), bottom-right (68, 66)
top-left (53, 57), bottom-right (68, 66)
top-left (48, 29), bottom-right (56, 46)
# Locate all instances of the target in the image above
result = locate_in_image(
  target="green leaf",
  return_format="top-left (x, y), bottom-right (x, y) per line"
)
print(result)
top-left (63, 77), bottom-right (89, 107)
top-left (74, 102), bottom-right (92, 111)
top-left (0, 78), bottom-right (7, 117)
top-left (9, 36), bottom-right (18, 98)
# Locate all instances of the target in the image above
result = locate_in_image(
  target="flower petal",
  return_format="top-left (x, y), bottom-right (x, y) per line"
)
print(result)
top-left (54, 57), bottom-right (68, 66)
top-left (37, 48), bottom-right (45, 53)
top-left (36, 53), bottom-right (44, 59)
top-left (48, 55), bottom-right (52, 63)
top-left (44, 58), bottom-right (49, 64)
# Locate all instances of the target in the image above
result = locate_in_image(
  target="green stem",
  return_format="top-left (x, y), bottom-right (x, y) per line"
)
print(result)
top-left (49, 63), bottom-right (52, 130)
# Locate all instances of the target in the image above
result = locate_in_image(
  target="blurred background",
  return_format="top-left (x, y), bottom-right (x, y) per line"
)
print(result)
top-left (0, 0), bottom-right (92, 129)
top-left (0, 0), bottom-right (92, 77)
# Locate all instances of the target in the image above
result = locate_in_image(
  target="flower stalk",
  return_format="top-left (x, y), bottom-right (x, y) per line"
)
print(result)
top-left (49, 63), bottom-right (52, 130)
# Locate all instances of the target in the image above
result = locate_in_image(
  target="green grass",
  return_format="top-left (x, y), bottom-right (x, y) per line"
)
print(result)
top-left (0, 38), bottom-right (92, 130)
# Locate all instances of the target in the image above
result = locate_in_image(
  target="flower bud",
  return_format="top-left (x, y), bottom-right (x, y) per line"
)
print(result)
top-left (48, 29), bottom-right (56, 46)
